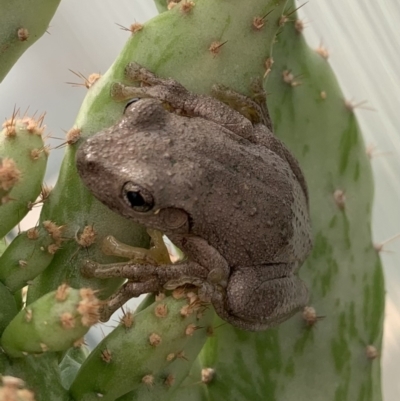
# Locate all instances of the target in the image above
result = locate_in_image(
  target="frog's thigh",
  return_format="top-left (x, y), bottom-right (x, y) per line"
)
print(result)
top-left (226, 266), bottom-right (308, 323)
top-left (181, 236), bottom-right (230, 286)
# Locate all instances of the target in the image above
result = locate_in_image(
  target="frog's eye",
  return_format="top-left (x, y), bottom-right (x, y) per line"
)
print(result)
top-left (124, 98), bottom-right (141, 113)
top-left (122, 182), bottom-right (154, 212)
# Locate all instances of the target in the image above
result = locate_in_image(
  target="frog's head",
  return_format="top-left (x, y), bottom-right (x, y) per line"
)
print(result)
top-left (76, 98), bottom-right (208, 236)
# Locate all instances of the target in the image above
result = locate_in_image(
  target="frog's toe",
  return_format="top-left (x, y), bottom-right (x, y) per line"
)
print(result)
top-left (81, 259), bottom-right (99, 278)
top-left (125, 62), bottom-right (153, 82)
top-left (164, 276), bottom-right (205, 290)
top-left (207, 267), bottom-right (228, 287)
top-left (197, 282), bottom-right (214, 303)
top-left (125, 62), bottom-right (142, 78)
top-left (125, 62), bottom-right (162, 86)
top-left (110, 82), bottom-right (129, 101)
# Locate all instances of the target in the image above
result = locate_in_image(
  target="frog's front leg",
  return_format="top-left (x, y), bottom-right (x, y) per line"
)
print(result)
top-left (82, 259), bottom-right (209, 283)
top-left (82, 258), bottom-right (212, 321)
top-left (82, 233), bottom-right (231, 321)
top-left (102, 228), bottom-right (171, 265)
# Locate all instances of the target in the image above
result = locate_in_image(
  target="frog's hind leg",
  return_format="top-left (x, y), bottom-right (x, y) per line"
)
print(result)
top-left (122, 61), bottom-right (270, 129)
top-left (211, 265), bottom-right (308, 331)
top-left (122, 62), bottom-right (270, 130)
top-left (112, 63), bottom-right (258, 141)
top-left (211, 82), bottom-right (273, 131)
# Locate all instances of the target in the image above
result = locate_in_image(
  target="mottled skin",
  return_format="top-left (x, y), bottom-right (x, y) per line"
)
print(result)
top-left (76, 63), bottom-right (313, 331)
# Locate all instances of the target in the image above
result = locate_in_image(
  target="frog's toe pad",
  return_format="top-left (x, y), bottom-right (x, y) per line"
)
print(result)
top-left (110, 82), bottom-right (127, 101)
top-left (81, 259), bottom-right (99, 278)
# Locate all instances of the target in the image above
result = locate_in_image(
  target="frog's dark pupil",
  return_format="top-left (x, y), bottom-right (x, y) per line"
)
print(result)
top-left (127, 191), bottom-right (145, 207)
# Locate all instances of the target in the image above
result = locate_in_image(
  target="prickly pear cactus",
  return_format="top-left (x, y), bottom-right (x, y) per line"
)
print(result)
top-left (0, 0), bottom-right (384, 400)
top-left (2, 285), bottom-right (100, 357)
top-left (192, 4), bottom-right (385, 400)
top-left (70, 292), bottom-right (213, 400)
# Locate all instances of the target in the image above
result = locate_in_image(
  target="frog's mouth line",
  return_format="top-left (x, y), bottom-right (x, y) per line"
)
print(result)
top-left (187, 213), bottom-right (194, 232)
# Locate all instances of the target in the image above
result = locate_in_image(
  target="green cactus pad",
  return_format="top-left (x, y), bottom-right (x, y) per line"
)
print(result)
top-left (0, 221), bottom-right (63, 292)
top-left (117, 0), bottom-right (286, 96)
top-left (0, 281), bottom-right (18, 335)
top-left (59, 345), bottom-right (90, 390)
top-left (1, 285), bottom-right (100, 358)
top-left (159, 359), bottom-right (209, 401)
top-left (196, 6), bottom-right (384, 401)
top-left (0, 0), bottom-right (62, 82)
top-left (0, 237), bottom-right (7, 256)
top-left (0, 117), bottom-right (48, 238)
top-left (153, 0), bottom-right (169, 14)
top-left (1, 353), bottom-right (70, 401)
top-left (70, 292), bottom-right (213, 401)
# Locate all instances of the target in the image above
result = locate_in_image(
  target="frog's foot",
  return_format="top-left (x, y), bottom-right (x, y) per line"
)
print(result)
top-left (102, 229), bottom-right (171, 265)
top-left (111, 63), bottom-right (188, 106)
top-left (162, 265), bottom-right (227, 288)
top-left (211, 83), bottom-right (272, 130)
top-left (99, 278), bottom-right (160, 321)
top-left (161, 264), bottom-right (229, 306)
top-left (163, 276), bottom-right (214, 303)
top-left (163, 276), bottom-right (206, 290)
top-left (111, 81), bottom-right (186, 107)
top-left (81, 259), bottom-right (225, 319)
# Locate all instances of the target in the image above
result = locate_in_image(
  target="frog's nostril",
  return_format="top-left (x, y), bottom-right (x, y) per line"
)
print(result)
top-left (84, 158), bottom-right (97, 171)
top-left (76, 146), bottom-right (98, 174)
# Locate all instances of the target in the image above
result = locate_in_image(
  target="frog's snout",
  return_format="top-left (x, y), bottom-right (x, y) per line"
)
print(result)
top-left (76, 139), bottom-right (101, 182)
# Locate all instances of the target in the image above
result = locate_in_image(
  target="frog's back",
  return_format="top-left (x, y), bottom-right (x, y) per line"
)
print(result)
top-left (174, 116), bottom-right (312, 268)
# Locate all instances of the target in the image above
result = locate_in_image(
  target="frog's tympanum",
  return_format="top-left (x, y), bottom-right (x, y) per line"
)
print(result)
top-left (76, 63), bottom-right (312, 331)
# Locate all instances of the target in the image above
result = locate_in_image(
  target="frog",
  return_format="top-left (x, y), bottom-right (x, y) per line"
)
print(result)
top-left (76, 63), bottom-right (313, 331)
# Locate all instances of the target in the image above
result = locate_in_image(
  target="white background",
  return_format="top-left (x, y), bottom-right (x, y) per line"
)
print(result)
top-left (0, 1), bottom-right (399, 400)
